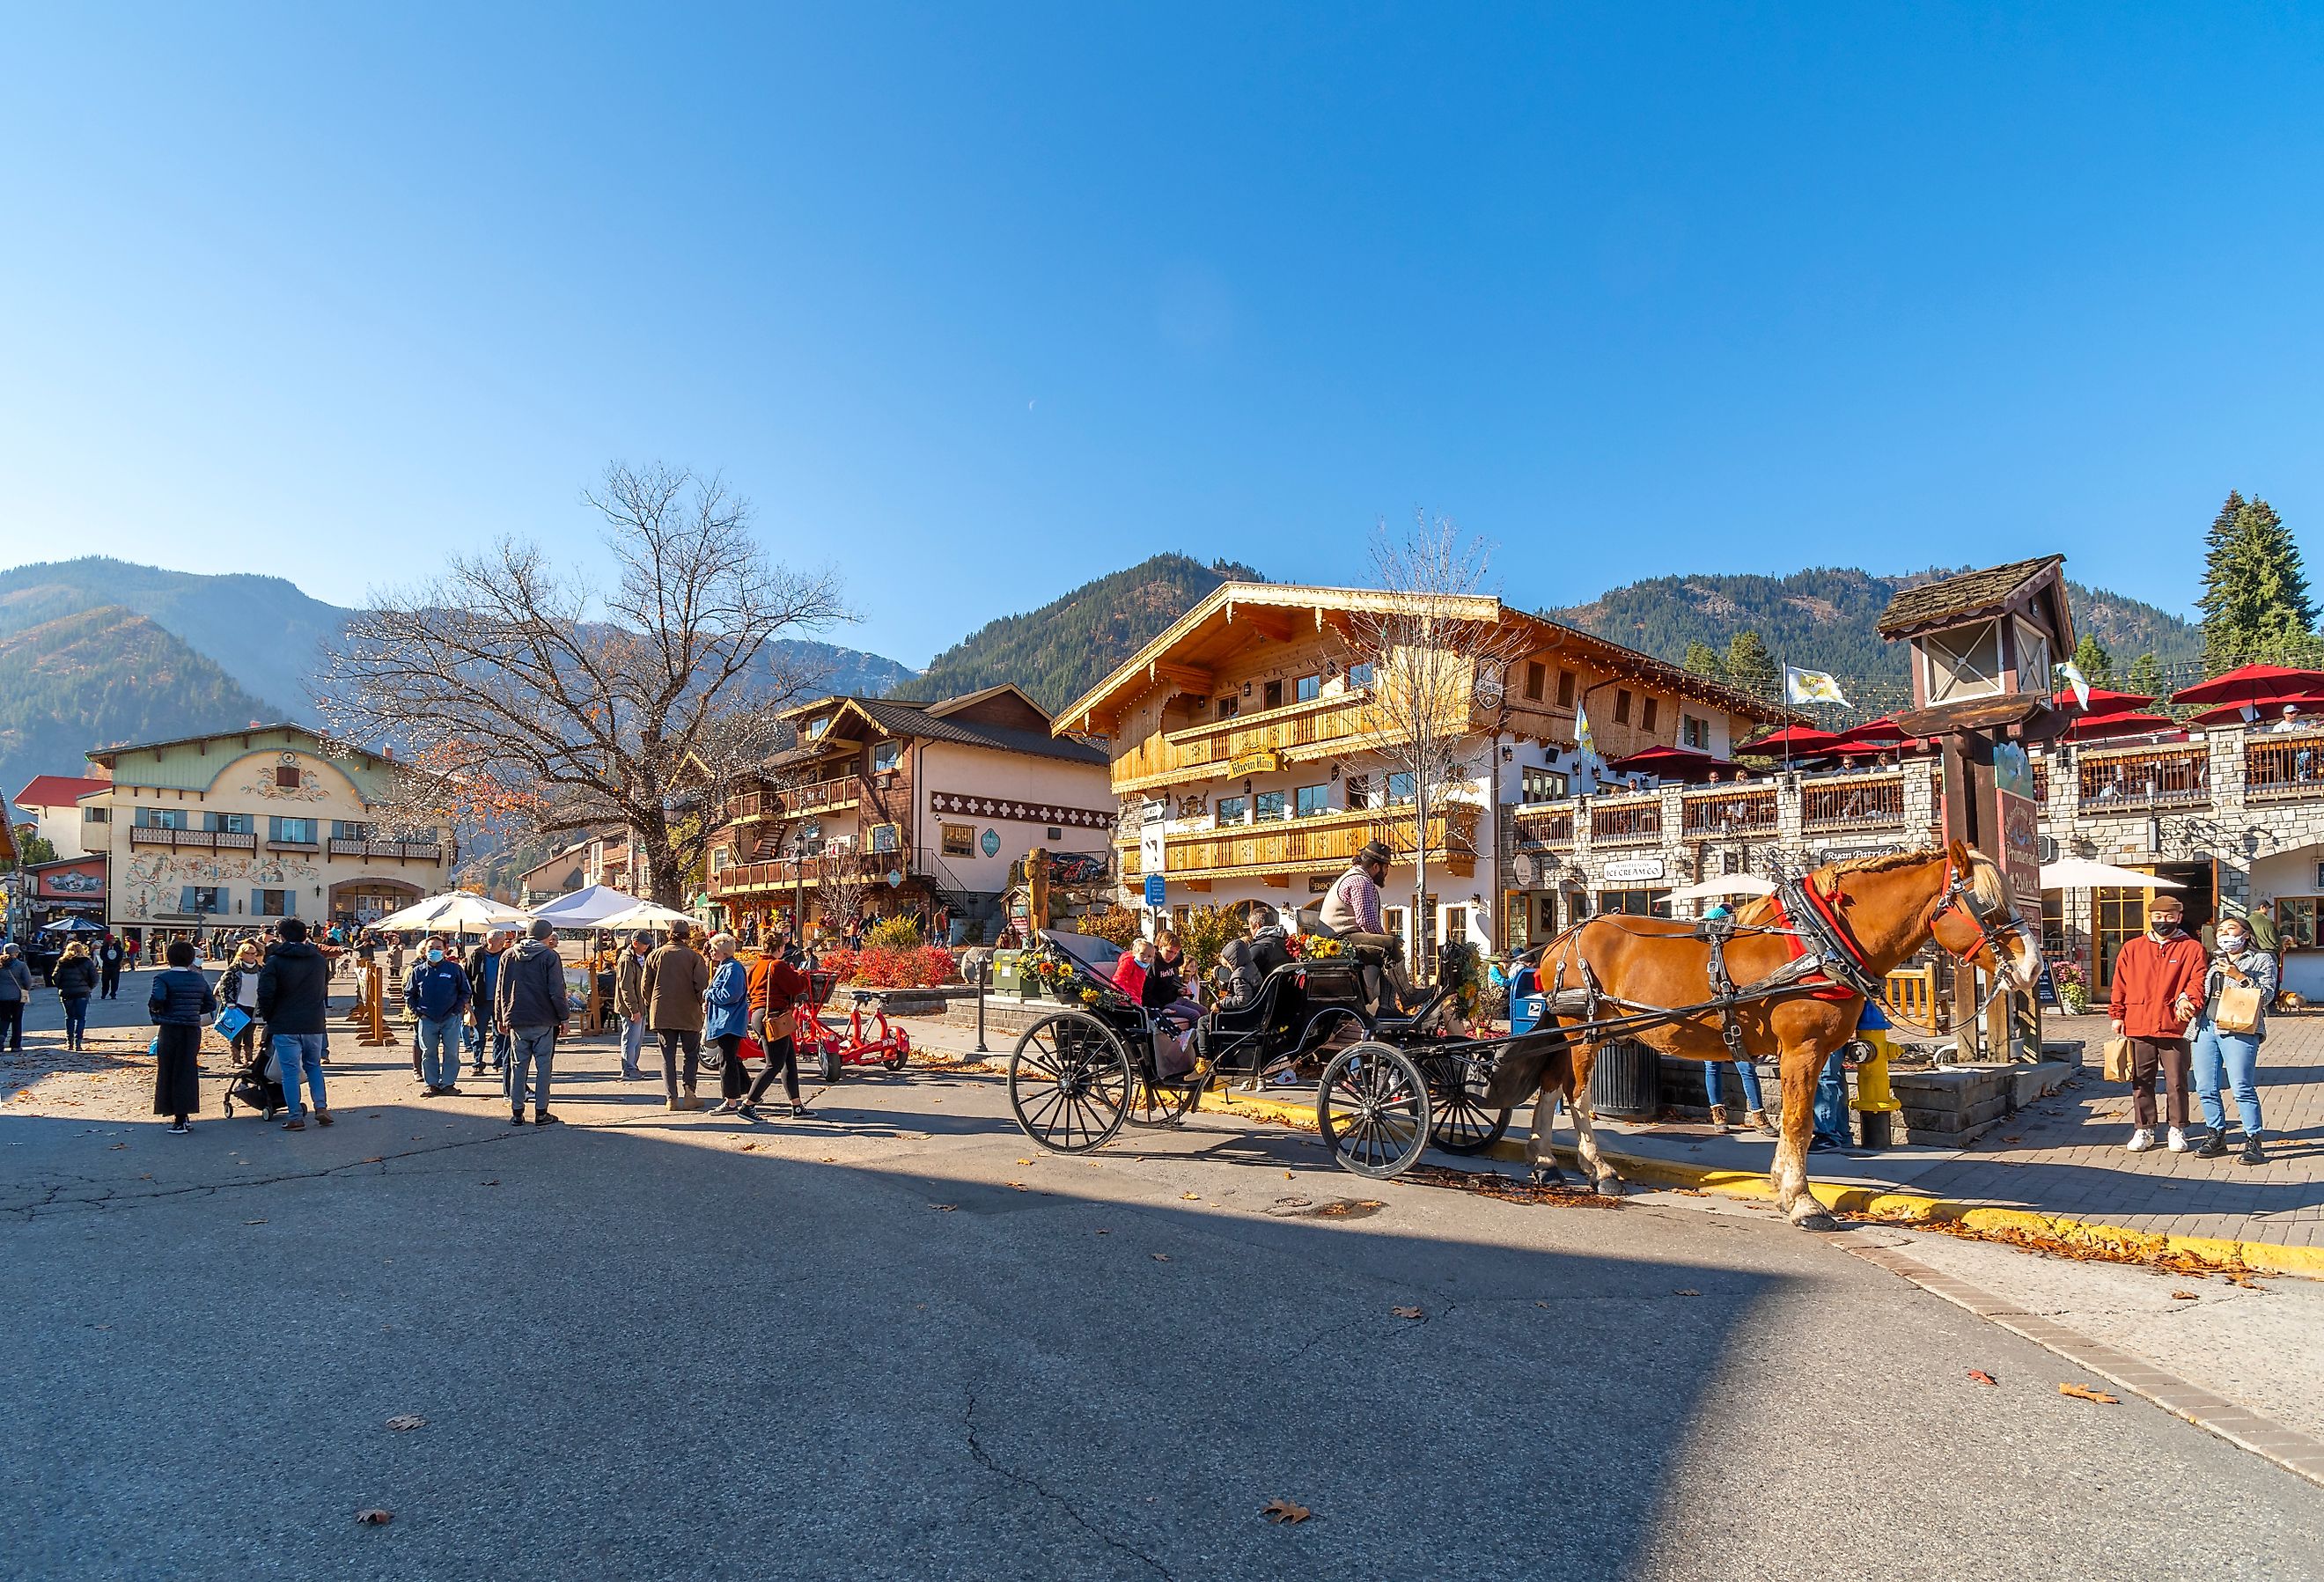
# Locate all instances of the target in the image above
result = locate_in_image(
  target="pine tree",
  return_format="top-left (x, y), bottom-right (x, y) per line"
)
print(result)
top-left (2199, 495), bottom-right (2314, 673)
top-left (1724, 629), bottom-right (1776, 699)
top-left (1682, 639), bottom-right (1725, 679)
top-left (2070, 633), bottom-right (2114, 688)
top-left (2126, 651), bottom-right (2162, 696)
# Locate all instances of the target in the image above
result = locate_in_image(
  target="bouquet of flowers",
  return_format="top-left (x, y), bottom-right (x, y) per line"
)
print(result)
top-left (1285, 932), bottom-right (1343, 960)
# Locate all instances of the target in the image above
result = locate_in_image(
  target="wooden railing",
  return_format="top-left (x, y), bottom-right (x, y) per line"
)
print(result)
top-left (1590, 795), bottom-right (1663, 845)
top-left (328, 838), bottom-right (445, 861)
top-left (2077, 744), bottom-right (2209, 809)
top-left (724, 776), bottom-right (867, 822)
top-left (129, 828), bottom-right (256, 850)
top-left (1109, 689), bottom-right (1377, 791)
top-left (710, 850), bottom-right (892, 895)
top-left (1511, 804), bottom-right (1575, 846)
top-left (2245, 731), bottom-right (2324, 800)
top-left (1680, 786), bottom-right (1777, 837)
top-left (1800, 775), bottom-right (1905, 832)
top-left (1161, 801), bottom-right (1478, 878)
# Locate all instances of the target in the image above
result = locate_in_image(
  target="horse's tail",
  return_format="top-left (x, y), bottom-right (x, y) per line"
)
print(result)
top-left (1482, 1025), bottom-right (1573, 1109)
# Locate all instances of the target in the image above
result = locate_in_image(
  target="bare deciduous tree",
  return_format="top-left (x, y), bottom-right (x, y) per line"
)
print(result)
top-left (321, 463), bottom-right (851, 908)
top-left (1344, 511), bottom-right (1533, 980)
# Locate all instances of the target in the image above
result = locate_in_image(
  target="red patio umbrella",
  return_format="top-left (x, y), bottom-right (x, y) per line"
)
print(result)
top-left (1736, 725), bottom-right (1845, 757)
top-left (2063, 710), bottom-right (2181, 742)
top-left (2188, 694), bottom-right (2324, 727)
top-left (1605, 744), bottom-right (1726, 783)
top-left (2050, 687), bottom-right (2156, 715)
top-left (1830, 716), bottom-right (1908, 744)
top-left (2167, 664), bottom-right (2324, 710)
top-left (1828, 735), bottom-right (1931, 759)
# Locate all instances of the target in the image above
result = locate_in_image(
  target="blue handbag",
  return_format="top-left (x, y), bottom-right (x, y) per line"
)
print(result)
top-left (214, 1005), bottom-right (253, 1041)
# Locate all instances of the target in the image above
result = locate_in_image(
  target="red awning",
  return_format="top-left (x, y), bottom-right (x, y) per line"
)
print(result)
top-left (2168, 664), bottom-right (2324, 709)
top-left (1830, 716), bottom-right (1908, 745)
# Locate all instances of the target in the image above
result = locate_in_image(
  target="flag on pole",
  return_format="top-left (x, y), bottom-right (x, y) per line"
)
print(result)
top-left (1783, 666), bottom-right (1850, 707)
top-left (1575, 702), bottom-right (1596, 762)
top-left (2056, 659), bottom-right (2092, 710)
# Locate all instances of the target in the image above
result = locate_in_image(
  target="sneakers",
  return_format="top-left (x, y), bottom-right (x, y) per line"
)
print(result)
top-left (2125, 1128), bottom-right (2156, 1152)
top-left (2240, 1136), bottom-right (2266, 1166)
top-left (533, 1112), bottom-right (560, 1126)
top-left (314, 1109), bottom-right (335, 1128)
top-left (2195, 1131), bottom-right (2228, 1159)
top-left (736, 1102), bottom-right (760, 1121)
top-left (711, 1099), bottom-right (742, 1114)
top-left (283, 1116), bottom-right (306, 1132)
top-left (791, 1103), bottom-right (814, 1120)
top-left (510, 1111), bottom-right (527, 1126)
top-left (2166, 1126), bottom-right (2189, 1153)
top-left (165, 1122), bottom-right (190, 1136)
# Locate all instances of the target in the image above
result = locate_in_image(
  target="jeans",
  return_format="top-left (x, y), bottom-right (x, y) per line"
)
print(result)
top-left (62, 996), bottom-right (90, 1047)
top-left (2189, 1020), bottom-right (2265, 1137)
top-left (1704, 1059), bottom-right (1764, 1113)
top-left (100, 968), bottom-right (121, 999)
top-left (1812, 1049), bottom-right (1850, 1150)
top-left (0, 1000), bottom-right (21, 1051)
top-left (508, 1026), bottom-right (556, 1114)
top-left (716, 1034), bottom-right (750, 1100)
top-left (416, 1015), bottom-right (462, 1089)
top-left (466, 1019), bottom-right (508, 1070)
top-left (620, 1015), bottom-right (647, 1078)
top-left (274, 1033), bottom-right (329, 1117)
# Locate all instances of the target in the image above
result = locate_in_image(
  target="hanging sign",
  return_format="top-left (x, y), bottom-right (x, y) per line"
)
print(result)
top-left (1991, 742), bottom-right (2042, 913)
top-left (1602, 857), bottom-right (1666, 884)
top-left (1228, 749), bottom-right (1281, 776)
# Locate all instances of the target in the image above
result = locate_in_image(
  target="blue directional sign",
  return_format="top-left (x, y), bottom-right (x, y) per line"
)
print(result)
top-left (1144, 872), bottom-right (1166, 907)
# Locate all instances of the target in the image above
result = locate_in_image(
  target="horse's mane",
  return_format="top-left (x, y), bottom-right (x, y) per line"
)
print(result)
top-left (1731, 844), bottom-right (1963, 927)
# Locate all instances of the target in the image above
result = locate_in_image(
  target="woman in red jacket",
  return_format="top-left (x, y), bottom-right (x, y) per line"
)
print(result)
top-left (2106, 894), bottom-right (2209, 1153)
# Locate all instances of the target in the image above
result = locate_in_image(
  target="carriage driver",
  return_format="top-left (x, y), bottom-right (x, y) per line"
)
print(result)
top-left (1318, 841), bottom-right (1418, 1012)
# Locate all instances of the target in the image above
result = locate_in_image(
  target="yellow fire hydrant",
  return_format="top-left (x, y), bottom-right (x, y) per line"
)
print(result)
top-left (1853, 999), bottom-right (1901, 1149)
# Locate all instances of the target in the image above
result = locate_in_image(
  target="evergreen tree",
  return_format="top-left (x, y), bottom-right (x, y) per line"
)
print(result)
top-left (1724, 629), bottom-right (1776, 699)
top-left (2126, 651), bottom-right (2162, 696)
top-left (1682, 639), bottom-right (1725, 679)
top-left (2198, 495), bottom-right (2313, 673)
top-left (2069, 633), bottom-right (2114, 687)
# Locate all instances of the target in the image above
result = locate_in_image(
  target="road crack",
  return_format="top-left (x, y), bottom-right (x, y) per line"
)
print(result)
top-left (962, 1390), bottom-right (1174, 1580)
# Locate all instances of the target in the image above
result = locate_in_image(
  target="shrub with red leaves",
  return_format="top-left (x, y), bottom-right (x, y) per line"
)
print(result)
top-left (819, 943), bottom-right (960, 988)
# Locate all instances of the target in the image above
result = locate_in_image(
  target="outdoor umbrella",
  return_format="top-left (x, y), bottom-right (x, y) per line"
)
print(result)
top-left (1830, 716), bottom-right (1908, 745)
top-left (2167, 663), bottom-right (2324, 710)
top-left (2062, 710), bottom-right (2180, 742)
top-left (36, 916), bottom-right (106, 935)
top-left (590, 900), bottom-right (699, 934)
top-left (1604, 744), bottom-right (1725, 783)
top-left (371, 892), bottom-right (532, 933)
top-left (527, 884), bottom-right (643, 929)
top-left (1735, 725), bottom-right (1845, 757)
top-left (2039, 858), bottom-right (2184, 891)
top-left (2188, 694), bottom-right (2324, 727)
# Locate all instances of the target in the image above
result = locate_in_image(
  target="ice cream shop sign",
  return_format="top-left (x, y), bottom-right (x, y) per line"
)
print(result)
top-left (33, 857), bottom-right (106, 900)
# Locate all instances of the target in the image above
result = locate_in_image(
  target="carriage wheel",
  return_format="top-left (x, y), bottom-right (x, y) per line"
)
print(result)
top-left (1317, 1041), bottom-right (1433, 1178)
top-left (1125, 1070), bottom-right (1202, 1129)
top-left (1010, 1011), bottom-right (1132, 1154)
top-left (1428, 1053), bottom-right (1512, 1155)
top-left (698, 1043), bottom-right (725, 1074)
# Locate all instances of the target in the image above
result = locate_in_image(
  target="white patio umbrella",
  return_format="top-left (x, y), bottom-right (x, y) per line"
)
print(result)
top-left (2039, 858), bottom-right (2184, 891)
top-left (371, 891), bottom-right (533, 933)
top-left (592, 900), bottom-right (701, 934)
top-left (1665, 876), bottom-right (1776, 904)
top-left (527, 884), bottom-right (642, 929)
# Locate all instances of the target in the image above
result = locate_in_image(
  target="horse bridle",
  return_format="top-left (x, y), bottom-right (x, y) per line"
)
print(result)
top-left (1927, 856), bottom-right (2034, 974)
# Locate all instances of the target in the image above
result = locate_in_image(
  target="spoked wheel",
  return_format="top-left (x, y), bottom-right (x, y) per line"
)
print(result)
top-left (1317, 1041), bottom-right (1433, 1178)
top-left (1427, 1052), bottom-right (1512, 1155)
top-left (1126, 1069), bottom-right (1203, 1128)
top-left (819, 1044), bottom-right (843, 1084)
top-left (1010, 1011), bottom-right (1133, 1153)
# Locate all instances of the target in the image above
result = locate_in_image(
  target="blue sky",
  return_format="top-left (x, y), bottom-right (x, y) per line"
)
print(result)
top-left (4, 4), bottom-right (2321, 667)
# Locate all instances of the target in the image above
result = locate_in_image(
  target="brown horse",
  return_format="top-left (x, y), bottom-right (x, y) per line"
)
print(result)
top-left (1484, 843), bottom-right (2039, 1230)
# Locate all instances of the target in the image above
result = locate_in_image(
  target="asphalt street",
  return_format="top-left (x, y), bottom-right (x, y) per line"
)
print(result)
top-left (3, 977), bottom-right (2320, 1579)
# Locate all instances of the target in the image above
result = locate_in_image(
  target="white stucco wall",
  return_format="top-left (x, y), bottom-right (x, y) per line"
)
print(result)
top-left (916, 741), bottom-right (1114, 895)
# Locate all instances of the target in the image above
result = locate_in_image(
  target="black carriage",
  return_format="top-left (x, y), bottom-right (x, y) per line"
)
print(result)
top-left (1005, 926), bottom-right (1518, 1178)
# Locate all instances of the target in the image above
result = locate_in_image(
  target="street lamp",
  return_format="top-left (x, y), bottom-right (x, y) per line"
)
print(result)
top-left (791, 829), bottom-right (808, 939)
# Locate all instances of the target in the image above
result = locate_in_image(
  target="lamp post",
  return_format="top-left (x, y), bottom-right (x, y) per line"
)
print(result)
top-left (791, 830), bottom-right (807, 940)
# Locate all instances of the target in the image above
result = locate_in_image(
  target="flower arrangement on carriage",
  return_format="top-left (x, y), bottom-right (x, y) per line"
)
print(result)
top-left (1283, 932), bottom-right (1344, 960)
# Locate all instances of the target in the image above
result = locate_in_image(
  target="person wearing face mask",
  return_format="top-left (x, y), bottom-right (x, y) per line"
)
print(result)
top-left (2106, 895), bottom-right (2208, 1153)
top-left (2189, 916), bottom-right (2276, 1166)
top-left (404, 931), bottom-right (474, 1096)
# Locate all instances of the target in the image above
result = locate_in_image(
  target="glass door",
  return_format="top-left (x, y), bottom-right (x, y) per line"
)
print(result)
top-left (2094, 887), bottom-right (2148, 990)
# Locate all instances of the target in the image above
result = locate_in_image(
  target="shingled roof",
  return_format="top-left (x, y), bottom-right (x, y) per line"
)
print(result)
top-left (1877, 556), bottom-right (2065, 639)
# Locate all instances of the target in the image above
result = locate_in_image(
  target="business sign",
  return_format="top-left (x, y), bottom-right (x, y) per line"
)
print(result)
top-left (1990, 743), bottom-right (2042, 913)
top-left (1228, 749), bottom-right (1281, 777)
top-left (1144, 872), bottom-right (1166, 907)
top-left (1601, 857), bottom-right (1666, 884)
top-left (980, 828), bottom-right (1001, 857)
top-left (33, 858), bottom-right (106, 898)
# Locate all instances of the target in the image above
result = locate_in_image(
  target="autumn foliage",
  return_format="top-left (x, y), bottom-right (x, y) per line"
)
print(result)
top-left (817, 945), bottom-right (960, 990)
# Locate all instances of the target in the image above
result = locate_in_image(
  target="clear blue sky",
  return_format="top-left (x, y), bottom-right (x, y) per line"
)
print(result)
top-left (4, 4), bottom-right (2321, 667)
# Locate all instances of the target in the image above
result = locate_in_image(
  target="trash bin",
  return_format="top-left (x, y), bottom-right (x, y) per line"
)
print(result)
top-left (1590, 1038), bottom-right (1659, 1119)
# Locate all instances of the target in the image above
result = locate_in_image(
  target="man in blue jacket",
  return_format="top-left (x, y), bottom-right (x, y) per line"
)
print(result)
top-left (404, 931), bottom-right (473, 1096)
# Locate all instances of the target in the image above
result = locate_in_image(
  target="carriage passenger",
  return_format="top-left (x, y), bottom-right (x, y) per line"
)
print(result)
top-left (1215, 909), bottom-right (1291, 1012)
top-left (1112, 938), bottom-right (1153, 1001)
top-left (1140, 930), bottom-right (1203, 1028)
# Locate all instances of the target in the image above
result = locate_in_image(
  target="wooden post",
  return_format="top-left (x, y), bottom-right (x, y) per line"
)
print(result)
top-left (357, 960), bottom-right (395, 1047)
top-left (1028, 846), bottom-right (1050, 932)
top-left (1939, 735), bottom-right (1981, 1049)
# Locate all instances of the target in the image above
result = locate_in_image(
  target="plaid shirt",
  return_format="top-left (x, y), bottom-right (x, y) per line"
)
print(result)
top-left (1321, 865), bottom-right (1384, 935)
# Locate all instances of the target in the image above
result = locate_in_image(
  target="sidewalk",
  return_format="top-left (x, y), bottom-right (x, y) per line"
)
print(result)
top-left (895, 1007), bottom-right (2324, 1276)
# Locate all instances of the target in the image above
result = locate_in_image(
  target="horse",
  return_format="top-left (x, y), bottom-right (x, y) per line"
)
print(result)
top-left (1483, 843), bottom-right (2040, 1231)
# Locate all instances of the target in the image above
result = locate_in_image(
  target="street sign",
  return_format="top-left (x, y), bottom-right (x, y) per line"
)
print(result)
top-left (1144, 872), bottom-right (1166, 907)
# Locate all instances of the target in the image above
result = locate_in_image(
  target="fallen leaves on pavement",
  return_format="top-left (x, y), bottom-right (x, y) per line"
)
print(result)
top-left (2170, 1290), bottom-right (2200, 1301)
top-left (929, 1203), bottom-right (957, 1212)
top-left (355, 1509), bottom-right (393, 1526)
top-left (1896, 1213), bottom-right (2270, 1283)
top-left (1401, 1163), bottom-right (1620, 1209)
top-left (1261, 1498), bottom-right (1311, 1525)
top-left (1673, 1288), bottom-right (1701, 1297)
top-left (1967, 1370), bottom-right (1997, 1387)
top-left (385, 1416), bottom-right (427, 1431)
top-left (1391, 1305), bottom-right (1423, 1320)
top-left (1151, 1253), bottom-right (1171, 1262)
top-left (2058, 1383), bottom-right (2119, 1405)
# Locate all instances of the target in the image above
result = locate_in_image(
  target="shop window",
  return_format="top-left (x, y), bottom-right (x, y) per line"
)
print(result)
top-left (1216, 796), bottom-right (1248, 825)
top-left (1295, 784), bottom-right (1330, 817)
top-left (2276, 897), bottom-right (2319, 950)
top-left (1296, 674), bottom-right (1320, 703)
top-left (1642, 698), bottom-right (1658, 733)
top-left (1444, 905), bottom-right (1467, 944)
top-left (1525, 661), bottom-right (1545, 702)
top-left (1556, 670), bottom-right (1576, 708)
top-left (1596, 888), bottom-right (1671, 918)
top-left (1262, 679), bottom-right (1283, 710)
top-left (1254, 791), bottom-right (1286, 821)
top-left (1614, 689), bottom-right (1632, 725)
top-left (941, 822), bottom-right (975, 857)
top-left (1535, 895), bottom-right (1560, 936)
top-left (2041, 892), bottom-right (2067, 960)
top-left (1521, 767), bottom-right (1569, 804)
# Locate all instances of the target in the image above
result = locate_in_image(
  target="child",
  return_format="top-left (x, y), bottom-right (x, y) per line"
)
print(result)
top-left (148, 939), bottom-right (217, 1135)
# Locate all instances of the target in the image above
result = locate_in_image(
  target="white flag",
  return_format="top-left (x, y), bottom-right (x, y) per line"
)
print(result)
top-left (2056, 659), bottom-right (2092, 710)
top-left (1783, 666), bottom-right (1850, 707)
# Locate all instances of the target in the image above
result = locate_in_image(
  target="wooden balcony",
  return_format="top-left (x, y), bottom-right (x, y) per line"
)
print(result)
top-left (1109, 689), bottom-right (1378, 793)
top-left (724, 776), bottom-right (867, 823)
top-left (129, 827), bottom-right (256, 850)
top-left (1590, 795), bottom-right (1663, 846)
top-left (1799, 774), bottom-right (1906, 833)
top-left (710, 849), bottom-right (898, 897)
top-left (2077, 744), bottom-right (2209, 810)
top-left (1159, 801), bottom-right (1479, 881)
top-left (327, 838), bottom-right (445, 862)
top-left (1511, 804), bottom-right (1575, 847)
top-left (1680, 786), bottom-right (1777, 838)
top-left (2245, 730), bottom-right (2324, 801)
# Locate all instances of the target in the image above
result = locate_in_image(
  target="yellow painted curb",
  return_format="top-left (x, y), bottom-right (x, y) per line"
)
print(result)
top-left (1198, 1083), bottom-right (2324, 1280)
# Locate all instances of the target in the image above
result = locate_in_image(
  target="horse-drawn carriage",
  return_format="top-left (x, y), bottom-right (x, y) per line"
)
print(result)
top-left (1006, 845), bottom-right (2043, 1227)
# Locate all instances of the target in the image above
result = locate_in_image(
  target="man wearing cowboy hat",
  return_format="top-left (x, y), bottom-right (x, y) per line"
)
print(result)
top-left (1319, 839), bottom-right (1416, 1012)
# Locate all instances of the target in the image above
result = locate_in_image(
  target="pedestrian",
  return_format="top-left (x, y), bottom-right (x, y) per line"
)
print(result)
top-left (54, 941), bottom-right (99, 1052)
top-left (741, 927), bottom-right (813, 1120)
top-left (404, 931), bottom-right (473, 1096)
top-left (146, 939), bottom-right (216, 1135)
top-left (98, 932), bottom-right (126, 999)
top-left (466, 929), bottom-right (514, 1076)
top-left (2190, 914), bottom-right (2276, 1166)
top-left (494, 919), bottom-right (570, 1126)
top-left (0, 943), bottom-right (31, 1052)
top-left (644, 920), bottom-right (710, 1112)
top-left (123, 934), bottom-right (140, 974)
top-left (2107, 894), bottom-right (2207, 1153)
top-left (218, 939), bottom-right (265, 1067)
top-left (256, 917), bottom-right (335, 1131)
top-left (608, 930), bottom-right (652, 1079)
top-left (386, 932), bottom-right (405, 985)
top-left (704, 933), bottom-right (754, 1113)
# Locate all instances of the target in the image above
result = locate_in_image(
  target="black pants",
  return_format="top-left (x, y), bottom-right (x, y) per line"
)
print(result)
top-left (230, 1018), bottom-right (257, 1062)
top-left (658, 1028), bottom-right (701, 1098)
top-left (0, 1000), bottom-right (21, 1051)
top-left (748, 1034), bottom-right (800, 1106)
top-left (716, 1034), bottom-right (749, 1100)
top-left (100, 967), bottom-right (121, 999)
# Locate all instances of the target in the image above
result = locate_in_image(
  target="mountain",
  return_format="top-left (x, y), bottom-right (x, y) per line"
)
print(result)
top-left (904, 554), bottom-right (1265, 711)
top-left (768, 638), bottom-right (916, 701)
top-left (0, 606), bottom-right (281, 805)
top-left (1551, 566), bottom-right (2203, 709)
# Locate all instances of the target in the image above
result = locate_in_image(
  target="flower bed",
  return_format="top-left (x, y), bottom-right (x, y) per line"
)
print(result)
top-left (817, 944), bottom-right (960, 989)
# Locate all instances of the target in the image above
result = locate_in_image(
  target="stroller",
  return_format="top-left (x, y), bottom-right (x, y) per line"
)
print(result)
top-left (219, 1014), bottom-right (284, 1120)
